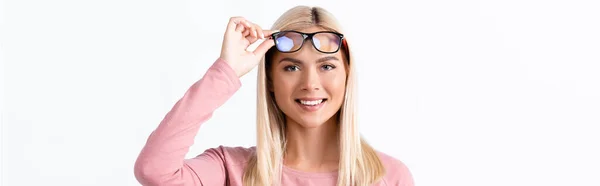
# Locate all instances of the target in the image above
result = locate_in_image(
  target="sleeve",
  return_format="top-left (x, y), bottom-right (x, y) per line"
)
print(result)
top-left (380, 153), bottom-right (415, 186)
top-left (133, 58), bottom-right (241, 186)
top-left (399, 166), bottom-right (415, 186)
top-left (394, 161), bottom-right (415, 186)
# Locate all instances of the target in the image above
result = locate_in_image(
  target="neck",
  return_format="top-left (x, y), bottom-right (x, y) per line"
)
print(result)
top-left (283, 114), bottom-right (340, 172)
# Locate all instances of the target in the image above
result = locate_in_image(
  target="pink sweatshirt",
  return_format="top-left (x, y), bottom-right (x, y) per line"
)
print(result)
top-left (134, 58), bottom-right (415, 186)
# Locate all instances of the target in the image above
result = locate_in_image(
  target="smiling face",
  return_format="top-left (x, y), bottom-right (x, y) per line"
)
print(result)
top-left (269, 27), bottom-right (348, 128)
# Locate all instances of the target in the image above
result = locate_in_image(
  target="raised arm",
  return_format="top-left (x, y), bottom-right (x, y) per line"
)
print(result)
top-left (134, 58), bottom-right (241, 186)
top-left (133, 16), bottom-right (276, 186)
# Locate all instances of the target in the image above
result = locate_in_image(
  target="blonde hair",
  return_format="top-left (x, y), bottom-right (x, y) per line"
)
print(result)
top-left (243, 5), bottom-right (386, 186)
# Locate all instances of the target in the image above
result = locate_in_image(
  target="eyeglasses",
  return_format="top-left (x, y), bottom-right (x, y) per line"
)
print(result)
top-left (269, 30), bottom-right (345, 53)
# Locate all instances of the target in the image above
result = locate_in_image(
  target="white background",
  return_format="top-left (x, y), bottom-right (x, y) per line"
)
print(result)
top-left (2, 0), bottom-right (599, 185)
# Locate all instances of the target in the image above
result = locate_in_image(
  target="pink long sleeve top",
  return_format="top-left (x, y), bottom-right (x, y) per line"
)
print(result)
top-left (133, 58), bottom-right (415, 186)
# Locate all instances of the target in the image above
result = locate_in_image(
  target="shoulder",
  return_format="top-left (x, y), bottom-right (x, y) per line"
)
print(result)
top-left (376, 151), bottom-right (415, 186)
top-left (194, 145), bottom-right (256, 166)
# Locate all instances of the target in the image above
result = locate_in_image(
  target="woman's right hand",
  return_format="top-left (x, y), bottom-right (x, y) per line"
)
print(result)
top-left (219, 17), bottom-right (277, 78)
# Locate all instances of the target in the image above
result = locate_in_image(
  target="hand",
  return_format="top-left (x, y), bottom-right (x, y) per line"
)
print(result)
top-left (219, 17), bottom-right (277, 78)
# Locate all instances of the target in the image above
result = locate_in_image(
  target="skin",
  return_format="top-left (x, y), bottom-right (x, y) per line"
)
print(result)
top-left (269, 26), bottom-right (349, 172)
top-left (219, 17), bottom-right (348, 173)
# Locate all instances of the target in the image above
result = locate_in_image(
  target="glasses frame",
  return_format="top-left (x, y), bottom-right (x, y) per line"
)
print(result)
top-left (269, 30), bottom-right (345, 54)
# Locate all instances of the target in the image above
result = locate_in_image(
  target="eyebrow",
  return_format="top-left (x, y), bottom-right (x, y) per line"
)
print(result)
top-left (279, 56), bottom-right (340, 64)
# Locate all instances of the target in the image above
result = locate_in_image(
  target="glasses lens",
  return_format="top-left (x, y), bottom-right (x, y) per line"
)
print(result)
top-left (312, 33), bottom-right (341, 53)
top-left (275, 32), bottom-right (303, 52)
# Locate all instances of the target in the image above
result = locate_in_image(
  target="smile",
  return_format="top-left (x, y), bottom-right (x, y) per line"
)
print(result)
top-left (295, 98), bottom-right (327, 112)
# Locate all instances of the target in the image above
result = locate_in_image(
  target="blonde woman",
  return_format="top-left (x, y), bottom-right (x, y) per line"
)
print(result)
top-left (134, 5), bottom-right (414, 186)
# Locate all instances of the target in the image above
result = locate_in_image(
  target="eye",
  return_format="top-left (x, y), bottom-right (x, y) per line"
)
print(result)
top-left (284, 65), bottom-right (300, 71)
top-left (321, 64), bottom-right (336, 71)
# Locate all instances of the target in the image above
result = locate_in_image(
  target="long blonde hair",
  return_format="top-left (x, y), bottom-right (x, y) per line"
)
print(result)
top-left (243, 5), bottom-right (386, 186)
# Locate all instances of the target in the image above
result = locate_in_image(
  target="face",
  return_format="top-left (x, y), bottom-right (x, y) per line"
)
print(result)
top-left (269, 27), bottom-right (348, 128)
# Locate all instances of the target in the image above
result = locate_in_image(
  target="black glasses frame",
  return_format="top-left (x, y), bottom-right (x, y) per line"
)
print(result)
top-left (269, 30), bottom-right (345, 54)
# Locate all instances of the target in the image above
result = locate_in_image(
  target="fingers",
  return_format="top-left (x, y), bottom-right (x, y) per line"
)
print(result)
top-left (229, 17), bottom-right (253, 36)
top-left (246, 35), bottom-right (259, 45)
top-left (228, 16), bottom-right (249, 32)
top-left (262, 29), bottom-right (278, 38)
top-left (245, 27), bottom-right (258, 44)
top-left (247, 22), bottom-right (259, 42)
top-left (246, 27), bottom-right (277, 46)
top-left (250, 24), bottom-right (258, 39)
top-left (243, 20), bottom-right (265, 44)
top-left (227, 17), bottom-right (273, 51)
top-left (235, 22), bottom-right (244, 33)
top-left (253, 37), bottom-right (276, 56)
top-left (254, 24), bottom-right (264, 39)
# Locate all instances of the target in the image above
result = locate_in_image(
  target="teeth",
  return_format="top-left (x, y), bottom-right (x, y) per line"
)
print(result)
top-left (299, 99), bottom-right (323, 106)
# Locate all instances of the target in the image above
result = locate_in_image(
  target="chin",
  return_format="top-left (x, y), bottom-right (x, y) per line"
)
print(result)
top-left (295, 119), bottom-right (326, 128)
top-left (289, 114), bottom-right (337, 129)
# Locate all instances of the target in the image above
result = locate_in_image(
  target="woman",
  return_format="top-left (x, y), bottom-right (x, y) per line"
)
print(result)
top-left (134, 5), bottom-right (414, 186)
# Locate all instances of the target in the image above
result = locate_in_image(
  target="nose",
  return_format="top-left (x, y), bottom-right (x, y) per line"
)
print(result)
top-left (300, 67), bottom-right (321, 91)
